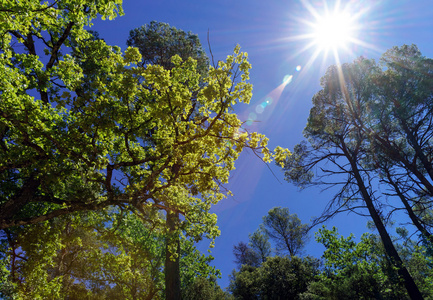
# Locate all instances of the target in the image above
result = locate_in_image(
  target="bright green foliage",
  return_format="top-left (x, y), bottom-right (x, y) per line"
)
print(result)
top-left (308, 226), bottom-right (405, 300)
top-left (306, 227), bottom-right (433, 300)
top-left (0, 2), bottom-right (287, 299)
top-left (0, 254), bottom-right (14, 299)
top-left (1, 211), bottom-right (161, 299)
top-left (0, 0), bottom-right (279, 247)
top-left (180, 238), bottom-right (221, 292)
top-left (0, 210), bottom-right (223, 299)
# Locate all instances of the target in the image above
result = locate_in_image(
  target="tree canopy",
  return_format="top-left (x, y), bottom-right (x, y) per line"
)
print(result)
top-left (0, 0), bottom-right (281, 245)
top-left (0, 209), bottom-right (226, 299)
top-left (127, 20), bottom-right (209, 76)
top-left (6, 1), bottom-right (433, 299)
top-left (228, 256), bottom-right (320, 300)
top-left (278, 44), bottom-right (433, 299)
top-left (229, 217), bottom-right (433, 299)
top-left (0, 2), bottom-right (295, 298)
top-left (262, 207), bottom-right (309, 257)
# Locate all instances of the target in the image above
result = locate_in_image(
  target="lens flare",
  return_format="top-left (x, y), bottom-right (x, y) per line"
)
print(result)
top-left (246, 112), bottom-right (257, 126)
top-left (283, 75), bottom-right (293, 85)
top-left (255, 104), bottom-right (265, 114)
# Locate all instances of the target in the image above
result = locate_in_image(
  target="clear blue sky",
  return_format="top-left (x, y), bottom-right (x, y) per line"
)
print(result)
top-left (91, 0), bottom-right (433, 289)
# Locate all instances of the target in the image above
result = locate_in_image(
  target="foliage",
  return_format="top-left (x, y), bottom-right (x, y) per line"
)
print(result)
top-left (0, 255), bottom-right (15, 299)
top-left (180, 238), bottom-right (221, 292)
top-left (0, 0), bottom-right (281, 247)
top-left (182, 276), bottom-right (233, 300)
top-left (228, 256), bottom-right (320, 300)
top-left (127, 21), bottom-right (209, 76)
top-left (394, 229), bottom-right (433, 299)
top-left (262, 207), bottom-right (309, 257)
top-left (229, 207), bottom-right (315, 299)
top-left (228, 225), bottom-right (433, 300)
top-left (306, 227), bottom-right (406, 300)
top-left (233, 241), bottom-right (261, 269)
top-left (0, 211), bottom-right (159, 299)
top-left (304, 227), bottom-right (433, 300)
top-left (277, 45), bottom-right (433, 299)
top-left (127, 22), bottom-right (213, 299)
top-left (231, 206), bottom-right (307, 271)
top-left (0, 3), bottom-right (291, 300)
top-left (248, 227), bottom-right (271, 264)
top-left (0, 210), bottom-right (224, 299)
top-left (228, 265), bottom-right (261, 299)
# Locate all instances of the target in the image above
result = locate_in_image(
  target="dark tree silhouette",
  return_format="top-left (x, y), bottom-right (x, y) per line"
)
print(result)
top-left (279, 45), bottom-right (433, 299)
top-left (262, 207), bottom-right (309, 257)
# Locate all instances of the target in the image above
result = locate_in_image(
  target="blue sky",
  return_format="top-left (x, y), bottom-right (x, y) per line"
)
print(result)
top-left (91, 0), bottom-right (433, 289)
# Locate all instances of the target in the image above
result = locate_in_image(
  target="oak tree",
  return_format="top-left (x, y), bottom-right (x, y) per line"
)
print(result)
top-left (127, 21), bottom-right (211, 298)
top-left (0, 209), bottom-right (224, 299)
top-left (0, 0), bottom-right (274, 243)
top-left (0, 3), bottom-right (286, 299)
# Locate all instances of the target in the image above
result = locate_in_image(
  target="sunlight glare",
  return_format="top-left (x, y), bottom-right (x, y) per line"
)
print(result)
top-left (312, 11), bottom-right (355, 51)
top-left (285, 0), bottom-right (379, 69)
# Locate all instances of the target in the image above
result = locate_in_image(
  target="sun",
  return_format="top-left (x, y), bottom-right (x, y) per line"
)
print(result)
top-left (287, 0), bottom-right (378, 68)
top-left (312, 11), bottom-right (356, 52)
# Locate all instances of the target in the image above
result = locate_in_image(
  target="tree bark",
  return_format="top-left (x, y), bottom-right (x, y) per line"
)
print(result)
top-left (384, 168), bottom-right (432, 242)
top-left (165, 211), bottom-right (181, 300)
top-left (0, 176), bottom-right (40, 225)
top-left (347, 152), bottom-right (424, 300)
top-left (394, 102), bottom-right (433, 182)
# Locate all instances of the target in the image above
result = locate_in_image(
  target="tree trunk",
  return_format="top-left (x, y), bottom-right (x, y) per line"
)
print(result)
top-left (348, 156), bottom-right (424, 300)
top-left (395, 106), bottom-right (433, 182)
top-left (165, 211), bottom-right (181, 300)
top-left (384, 168), bottom-right (432, 242)
top-left (363, 127), bottom-right (433, 196)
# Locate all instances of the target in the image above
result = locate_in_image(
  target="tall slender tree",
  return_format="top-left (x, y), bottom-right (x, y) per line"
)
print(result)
top-left (278, 49), bottom-right (429, 299)
top-left (262, 207), bottom-right (309, 257)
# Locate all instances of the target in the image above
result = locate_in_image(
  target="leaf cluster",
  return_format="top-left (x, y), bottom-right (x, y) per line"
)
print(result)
top-left (0, 0), bottom-right (279, 246)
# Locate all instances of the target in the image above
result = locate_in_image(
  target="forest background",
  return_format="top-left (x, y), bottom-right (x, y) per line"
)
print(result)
top-left (1, 0), bottom-right (433, 298)
top-left (105, 0), bottom-right (433, 289)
